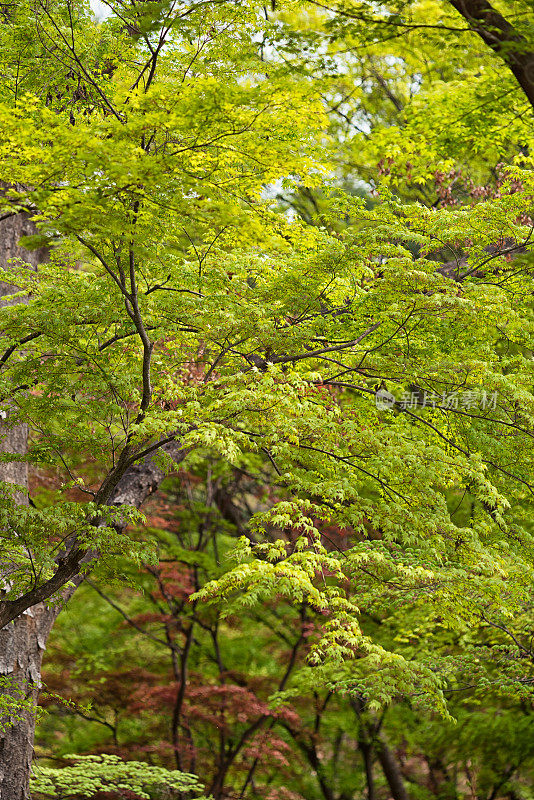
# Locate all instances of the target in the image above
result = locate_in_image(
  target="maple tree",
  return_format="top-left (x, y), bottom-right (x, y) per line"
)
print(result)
top-left (1, 0), bottom-right (534, 797)
top-left (36, 464), bottom-right (534, 799)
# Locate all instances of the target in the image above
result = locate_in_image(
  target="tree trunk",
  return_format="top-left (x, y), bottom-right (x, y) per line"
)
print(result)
top-left (360, 740), bottom-right (376, 800)
top-left (376, 738), bottom-right (409, 800)
top-left (0, 606), bottom-right (56, 800)
top-left (0, 210), bottom-right (51, 799)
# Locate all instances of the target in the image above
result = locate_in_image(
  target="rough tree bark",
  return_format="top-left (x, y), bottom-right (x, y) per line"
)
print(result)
top-left (0, 211), bottom-right (53, 800)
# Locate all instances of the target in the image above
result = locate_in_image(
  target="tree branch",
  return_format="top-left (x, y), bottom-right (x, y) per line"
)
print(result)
top-left (448, 0), bottom-right (534, 110)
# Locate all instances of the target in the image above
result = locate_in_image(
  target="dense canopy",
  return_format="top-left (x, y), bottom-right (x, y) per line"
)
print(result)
top-left (1, 0), bottom-right (534, 798)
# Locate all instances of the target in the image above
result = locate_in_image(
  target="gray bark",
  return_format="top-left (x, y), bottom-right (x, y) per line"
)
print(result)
top-left (0, 605), bottom-right (56, 800)
top-left (0, 394), bottom-right (57, 800)
top-left (0, 211), bottom-right (51, 800)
